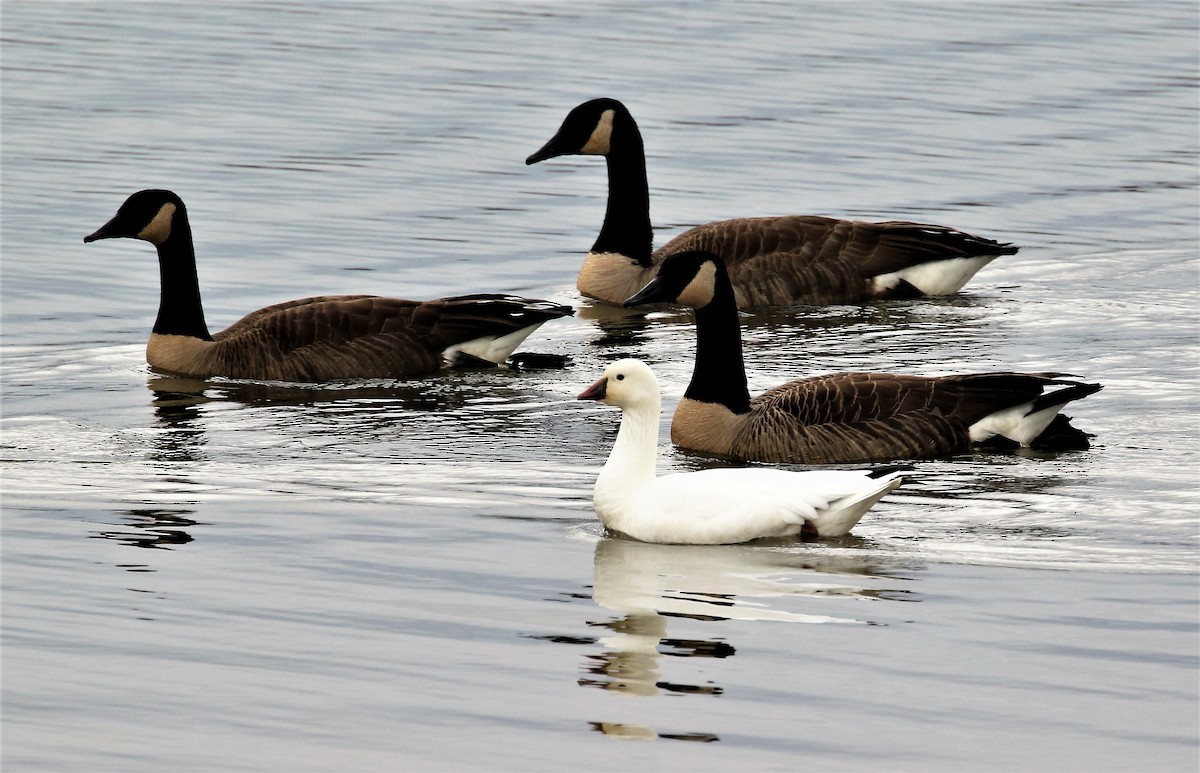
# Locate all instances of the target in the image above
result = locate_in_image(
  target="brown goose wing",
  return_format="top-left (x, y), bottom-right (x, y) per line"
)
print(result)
top-left (211, 296), bottom-right (431, 380)
top-left (735, 406), bottom-right (969, 464)
top-left (213, 295), bottom-right (379, 340)
top-left (737, 371), bottom-right (1089, 464)
top-left (754, 372), bottom-right (1061, 423)
top-left (655, 216), bottom-right (863, 306)
top-left (739, 372), bottom-right (967, 463)
top-left (654, 216), bottom-right (1016, 306)
top-left (211, 294), bottom-right (571, 381)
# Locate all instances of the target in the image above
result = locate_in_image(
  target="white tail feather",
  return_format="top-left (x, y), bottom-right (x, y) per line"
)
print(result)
top-left (969, 402), bottom-right (1064, 447)
top-left (817, 474), bottom-right (904, 537)
top-left (443, 323), bottom-right (545, 365)
top-left (872, 255), bottom-right (999, 297)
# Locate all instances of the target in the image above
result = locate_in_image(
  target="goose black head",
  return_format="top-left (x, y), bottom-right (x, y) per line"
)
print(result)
top-left (526, 97), bottom-right (634, 164)
top-left (624, 250), bottom-right (726, 310)
top-left (84, 189), bottom-right (185, 246)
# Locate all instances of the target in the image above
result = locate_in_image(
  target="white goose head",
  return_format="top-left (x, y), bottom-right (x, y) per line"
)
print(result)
top-left (577, 357), bottom-right (661, 415)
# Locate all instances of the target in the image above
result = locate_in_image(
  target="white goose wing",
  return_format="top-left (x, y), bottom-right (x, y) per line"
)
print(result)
top-left (641, 468), bottom-right (892, 544)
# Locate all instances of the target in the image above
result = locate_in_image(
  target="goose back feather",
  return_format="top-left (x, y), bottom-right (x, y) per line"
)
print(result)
top-left (85, 190), bottom-right (572, 382)
top-left (527, 98), bottom-right (1016, 308)
top-left (657, 216), bottom-right (1016, 307)
top-left (624, 250), bottom-right (1102, 464)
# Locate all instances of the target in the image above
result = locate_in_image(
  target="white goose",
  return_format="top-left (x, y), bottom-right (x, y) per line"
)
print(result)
top-left (578, 359), bottom-right (906, 544)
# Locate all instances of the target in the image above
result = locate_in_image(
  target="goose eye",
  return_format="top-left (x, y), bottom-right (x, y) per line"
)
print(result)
top-left (615, 374), bottom-right (625, 381)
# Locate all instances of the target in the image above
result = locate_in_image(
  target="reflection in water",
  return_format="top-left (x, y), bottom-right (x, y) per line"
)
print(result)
top-left (146, 367), bottom-right (600, 474)
top-left (613, 292), bottom-right (1000, 368)
top-left (579, 611), bottom-right (728, 697)
top-left (144, 371), bottom-right (565, 451)
top-left (581, 307), bottom-right (654, 351)
top-left (149, 395), bottom-right (209, 464)
top-left (888, 465), bottom-right (1090, 551)
top-left (536, 537), bottom-right (921, 742)
top-left (962, 466), bottom-right (1074, 497)
top-left (145, 372), bottom-right (486, 466)
top-left (590, 537), bottom-right (917, 625)
top-left (147, 374), bottom-right (467, 413)
top-left (89, 507), bottom-right (199, 554)
top-left (578, 539), bottom-right (906, 698)
top-left (148, 376), bottom-right (217, 413)
top-left (588, 722), bottom-right (718, 743)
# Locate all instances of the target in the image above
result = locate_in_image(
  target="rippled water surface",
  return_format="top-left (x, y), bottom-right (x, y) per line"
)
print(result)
top-left (3, 2), bottom-right (1197, 770)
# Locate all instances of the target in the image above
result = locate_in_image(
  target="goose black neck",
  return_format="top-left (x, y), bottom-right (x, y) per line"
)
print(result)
top-left (590, 120), bottom-right (653, 266)
top-left (683, 272), bottom-right (752, 414)
top-left (152, 215), bottom-right (213, 340)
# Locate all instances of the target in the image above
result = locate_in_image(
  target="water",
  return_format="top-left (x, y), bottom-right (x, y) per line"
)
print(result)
top-left (2, 1), bottom-right (1197, 770)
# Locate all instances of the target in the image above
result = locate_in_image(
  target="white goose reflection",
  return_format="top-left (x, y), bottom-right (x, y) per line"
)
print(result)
top-left (592, 536), bottom-right (914, 624)
top-left (578, 537), bottom-right (919, 702)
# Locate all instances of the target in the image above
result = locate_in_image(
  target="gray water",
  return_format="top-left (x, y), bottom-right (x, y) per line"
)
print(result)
top-left (2, 1), bottom-right (1197, 770)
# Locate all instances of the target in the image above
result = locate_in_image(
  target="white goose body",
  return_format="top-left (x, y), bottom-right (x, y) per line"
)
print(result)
top-left (578, 359), bottom-right (904, 544)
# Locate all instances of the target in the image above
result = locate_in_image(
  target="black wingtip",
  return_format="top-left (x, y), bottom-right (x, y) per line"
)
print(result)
top-left (1030, 414), bottom-right (1094, 451)
top-left (867, 464), bottom-right (916, 479)
top-left (1029, 381), bottom-right (1103, 414)
top-left (506, 352), bottom-right (571, 371)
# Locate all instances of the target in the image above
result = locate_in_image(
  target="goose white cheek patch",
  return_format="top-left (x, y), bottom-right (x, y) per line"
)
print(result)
top-left (580, 109), bottom-right (615, 155)
top-left (676, 261), bottom-right (718, 308)
top-left (138, 202), bottom-right (176, 245)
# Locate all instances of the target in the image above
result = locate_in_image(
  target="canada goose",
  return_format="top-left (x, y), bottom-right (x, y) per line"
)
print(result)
top-left (84, 189), bottom-right (572, 382)
top-left (578, 358), bottom-right (906, 543)
top-left (527, 98), bottom-right (1017, 307)
top-left (623, 251), bottom-right (1102, 464)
